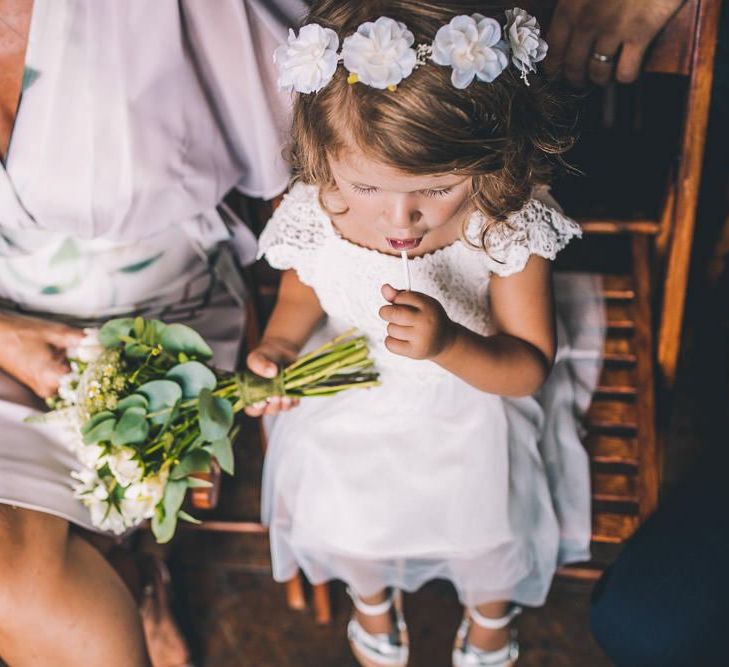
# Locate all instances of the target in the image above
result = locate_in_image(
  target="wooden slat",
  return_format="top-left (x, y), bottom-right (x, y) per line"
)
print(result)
top-left (592, 513), bottom-right (639, 543)
top-left (592, 471), bottom-right (639, 504)
top-left (586, 398), bottom-right (638, 431)
top-left (584, 433), bottom-right (639, 468)
top-left (644, 0), bottom-right (698, 76)
top-left (579, 219), bottom-right (661, 235)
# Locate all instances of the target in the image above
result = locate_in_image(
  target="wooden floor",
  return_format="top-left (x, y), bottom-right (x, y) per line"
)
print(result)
top-left (170, 533), bottom-right (612, 667)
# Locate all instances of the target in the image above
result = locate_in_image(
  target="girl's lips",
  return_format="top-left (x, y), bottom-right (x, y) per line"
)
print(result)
top-left (386, 237), bottom-right (422, 251)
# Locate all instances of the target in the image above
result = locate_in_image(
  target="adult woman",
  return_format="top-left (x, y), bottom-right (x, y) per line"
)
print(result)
top-left (0, 1), bottom-right (303, 664)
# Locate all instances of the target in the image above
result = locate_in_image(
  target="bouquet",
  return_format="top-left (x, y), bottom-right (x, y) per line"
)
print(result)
top-left (34, 317), bottom-right (379, 542)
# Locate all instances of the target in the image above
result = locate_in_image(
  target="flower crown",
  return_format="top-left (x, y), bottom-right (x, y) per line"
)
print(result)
top-left (274, 8), bottom-right (547, 95)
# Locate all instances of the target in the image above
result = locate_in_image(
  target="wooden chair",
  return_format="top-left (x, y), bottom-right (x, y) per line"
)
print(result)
top-left (528, 0), bottom-right (724, 577)
top-left (182, 0), bottom-right (722, 613)
top-left (183, 193), bottom-right (333, 625)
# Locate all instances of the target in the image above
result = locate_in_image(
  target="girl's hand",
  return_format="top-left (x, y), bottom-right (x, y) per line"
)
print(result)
top-left (244, 338), bottom-right (300, 417)
top-left (379, 283), bottom-right (456, 360)
top-left (0, 312), bottom-right (84, 398)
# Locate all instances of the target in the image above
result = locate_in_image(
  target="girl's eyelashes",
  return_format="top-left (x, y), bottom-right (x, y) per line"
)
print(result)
top-left (350, 184), bottom-right (453, 198)
top-left (351, 184), bottom-right (378, 195)
top-left (423, 188), bottom-right (452, 198)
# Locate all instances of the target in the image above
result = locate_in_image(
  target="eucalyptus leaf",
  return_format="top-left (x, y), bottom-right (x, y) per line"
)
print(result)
top-left (165, 361), bottom-right (217, 399)
top-left (137, 380), bottom-right (182, 426)
top-left (211, 437), bottom-right (234, 475)
top-left (152, 478), bottom-right (187, 543)
top-left (116, 394), bottom-right (149, 412)
top-left (112, 406), bottom-right (149, 446)
top-left (170, 448), bottom-right (211, 480)
top-left (81, 411), bottom-right (115, 436)
top-left (187, 476), bottom-right (213, 489)
top-left (125, 342), bottom-right (151, 359)
top-left (82, 417), bottom-right (116, 444)
top-left (177, 510), bottom-right (201, 525)
top-left (98, 318), bottom-right (135, 347)
top-left (142, 319), bottom-right (167, 345)
top-left (198, 389), bottom-right (234, 441)
top-left (160, 323), bottom-right (213, 360)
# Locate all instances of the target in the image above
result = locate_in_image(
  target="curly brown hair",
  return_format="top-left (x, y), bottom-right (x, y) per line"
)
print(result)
top-left (287, 0), bottom-right (575, 247)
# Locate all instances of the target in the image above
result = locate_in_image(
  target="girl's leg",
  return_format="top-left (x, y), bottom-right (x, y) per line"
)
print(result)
top-left (0, 506), bottom-right (150, 667)
top-left (467, 600), bottom-right (512, 651)
top-left (354, 590), bottom-right (393, 635)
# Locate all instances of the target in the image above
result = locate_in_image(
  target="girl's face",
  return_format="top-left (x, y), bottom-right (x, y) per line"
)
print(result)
top-left (326, 146), bottom-right (473, 255)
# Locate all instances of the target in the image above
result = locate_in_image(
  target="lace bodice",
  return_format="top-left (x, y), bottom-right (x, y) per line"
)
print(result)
top-left (258, 182), bottom-right (581, 376)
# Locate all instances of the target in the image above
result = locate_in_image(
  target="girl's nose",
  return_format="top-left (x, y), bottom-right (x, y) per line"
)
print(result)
top-left (386, 196), bottom-right (422, 229)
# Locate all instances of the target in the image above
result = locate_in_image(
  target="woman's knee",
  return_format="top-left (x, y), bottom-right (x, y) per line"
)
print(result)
top-left (0, 506), bottom-right (69, 626)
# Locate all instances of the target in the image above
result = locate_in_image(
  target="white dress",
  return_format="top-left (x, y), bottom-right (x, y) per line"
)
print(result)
top-left (258, 182), bottom-right (604, 608)
top-left (0, 0), bottom-right (306, 532)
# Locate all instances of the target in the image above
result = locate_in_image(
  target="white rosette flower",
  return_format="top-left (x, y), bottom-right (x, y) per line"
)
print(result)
top-left (341, 17), bottom-right (417, 90)
top-left (72, 468), bottom-right (129, 535)
top-left (106, 447), bottom-right (144, 486)
top-left (504, 8), bottom-right (548, 83)
top-left (274, 24), bottom-right (340, 94)
top-left (432, 14), bottom-right (509, 89)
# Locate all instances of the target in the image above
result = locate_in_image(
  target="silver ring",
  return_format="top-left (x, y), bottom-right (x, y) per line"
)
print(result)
top-left (591, 51), bottom-right (616, 64)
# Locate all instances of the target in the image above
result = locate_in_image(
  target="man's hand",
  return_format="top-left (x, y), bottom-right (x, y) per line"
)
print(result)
top-left (545, 0), bottom-right (685, 86)
top-left (0, 312), bottom-right (84, 398)
top-left (378, 284), bottom-right (456, 360)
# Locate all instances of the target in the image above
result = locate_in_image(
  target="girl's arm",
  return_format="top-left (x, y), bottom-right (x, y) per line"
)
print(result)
top-left (248, 268), bottom-right (325, 372)
top-left (245, 268), bottom-right (325, 415)
top-left (380, 255), bottom-right (556, 397)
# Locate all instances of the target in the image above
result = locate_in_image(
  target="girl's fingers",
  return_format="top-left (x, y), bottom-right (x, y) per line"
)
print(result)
top-left (384, 336), bottom-right (412, 357)
top-left (379, 303), bottom-right (418, 325)
top-left (246, 350), bottom-right (278, 378)
top-left (381, 283), bottom-right (400, 303)
top-left (244, 401), bottom-right (267, 417)
top-left (390, 289), bottom-right (429, 309)
top-left (386, 323), bottom-right (412, 341)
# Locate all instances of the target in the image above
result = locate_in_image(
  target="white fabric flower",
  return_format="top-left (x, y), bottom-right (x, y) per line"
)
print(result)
top-left (504, 8), bottom-right (548, 82)
top-left (274, 24), bottom-right (340, 94)
top-left (106, 447), bottom-right (144, 486)
top-left (69, 328), bottom-right (104, 363)
top-left (341, 17), bottom-right (417, 89)
top-left (431, 14), bottom-right (508, 88)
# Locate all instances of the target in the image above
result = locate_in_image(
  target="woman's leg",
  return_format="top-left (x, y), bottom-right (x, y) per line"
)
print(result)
top-left (0, 506), bottom-right (150, 667)
top-left (354, 590), bottom-right (393, 635)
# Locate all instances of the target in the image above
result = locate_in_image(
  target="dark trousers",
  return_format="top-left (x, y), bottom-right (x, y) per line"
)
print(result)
top-left (590, 446), bottom-right (729, 666)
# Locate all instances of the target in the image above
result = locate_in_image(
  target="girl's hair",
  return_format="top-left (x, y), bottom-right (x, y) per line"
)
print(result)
top-left (288, 0), bottom-right (575, 247)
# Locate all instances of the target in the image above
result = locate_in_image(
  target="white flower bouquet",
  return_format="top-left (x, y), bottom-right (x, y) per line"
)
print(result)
top-left (34, 317), bottom-right (379, 542)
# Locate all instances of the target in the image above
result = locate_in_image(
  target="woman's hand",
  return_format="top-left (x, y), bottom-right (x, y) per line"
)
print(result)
top-left (545, 0), bottom-right (685, 87)
top-left (244, 337), bottom-right (300, 417)
top-left (0, 312), bottom-right (84, 398)
top-left (379, 283), bottom-right (456, 360)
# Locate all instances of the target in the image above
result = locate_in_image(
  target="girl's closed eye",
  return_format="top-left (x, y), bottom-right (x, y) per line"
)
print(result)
top-left (351, 184), bottom-right (378, 195)
top-left (422, 187), bottom-right (452, 198)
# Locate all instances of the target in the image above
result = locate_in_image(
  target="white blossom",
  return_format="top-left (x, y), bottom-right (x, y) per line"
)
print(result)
top-left (432, 14), bottom-right (509, 88)
top-left (122, 472), bottom-right (167, 522)
top-left (106, 447), bottom-right (144, 486)
top-left (504, 8), bottom-right (548, 83)
top-left (69, 328), bottom-right (105, 364)
top-left (274, 24), bottom-right (340, 94)
top-left (341, 17), bottom-right (417, 90)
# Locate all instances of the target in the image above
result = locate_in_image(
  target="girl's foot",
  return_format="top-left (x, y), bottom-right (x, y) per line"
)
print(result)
top-left (452, 604), bottom-right (521, 667)
top-left (347, 588), bottom-right (409, 667)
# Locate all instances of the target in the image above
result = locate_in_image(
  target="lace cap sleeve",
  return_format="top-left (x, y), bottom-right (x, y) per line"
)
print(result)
top-left (257, 182), bottom-right (331, 281)
top-left (480, 199), bottom-right (582, 277)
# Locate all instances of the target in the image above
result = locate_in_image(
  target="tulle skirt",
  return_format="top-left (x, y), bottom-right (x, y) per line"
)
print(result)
top-left (262, 273), bottom-right (603, 607)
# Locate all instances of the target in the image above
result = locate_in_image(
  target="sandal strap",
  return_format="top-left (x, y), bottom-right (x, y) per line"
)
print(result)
top-left (468, 604), bottom-right (521, 630)
top-left (347, 587), bottom-right (395, 617)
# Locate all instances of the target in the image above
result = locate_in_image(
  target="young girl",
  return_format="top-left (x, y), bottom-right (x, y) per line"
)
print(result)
top-left (248, 3), bottom-right (601, 665)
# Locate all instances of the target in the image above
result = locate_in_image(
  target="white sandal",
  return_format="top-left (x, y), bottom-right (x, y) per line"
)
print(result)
top-left (452, 604), bottom-right (521, 667)
top-left (346, 588), bottom-right (409, 667)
